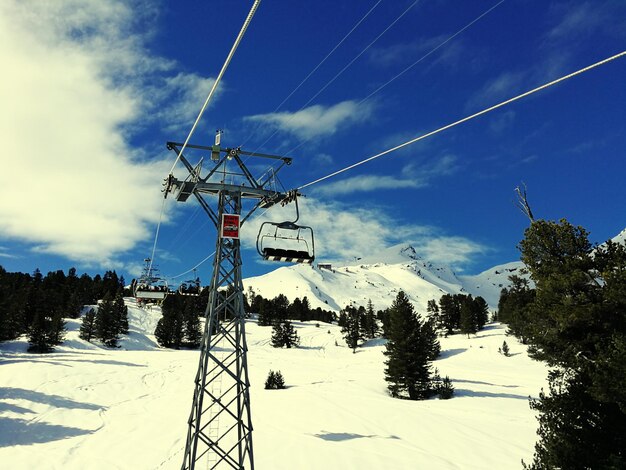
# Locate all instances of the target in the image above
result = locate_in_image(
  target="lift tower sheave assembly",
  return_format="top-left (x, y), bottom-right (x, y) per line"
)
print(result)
top-left (164, 136), bottom-right (291, 470)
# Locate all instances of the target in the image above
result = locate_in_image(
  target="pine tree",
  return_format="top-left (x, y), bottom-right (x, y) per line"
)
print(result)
top-left (271, 321), bottom-right (299, 348)
top-left (27, 311), bottom-right (55, 353)
top-left (518, 219), bottom-right (626, 469)
top-left (264, 370), bottom-right (286, 389)
top-left (459, 299), bottom-right (478, 338)
top-left (113, 291), bottom-right (129, 335)
top-left (500, 340), bottom-right (510, 357)
top-left (363, 299), bottom-right (379, 339)
top-left (79, 308), bottom-right (97, 342)
top-left (182, 300), bottom-right (202, 348)
top-left (341, 305), bottom-right (364, 352)
top-left (472, 296), bottom-right (490, 330)
top-left (384, 291), bottom-right (434, 400)
top-left (422, 317), bottom-right (441, 361)
top-left (95, 293), bottom-right (120, 348)
top-left (426, 299), bottom-right (440, 330)
top-left (154, 294), bottom-right (183, 349)
top-left (65, 291), bottom-right (83, 319)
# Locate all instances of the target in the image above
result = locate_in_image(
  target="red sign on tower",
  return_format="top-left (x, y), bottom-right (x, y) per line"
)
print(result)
top-left (221, 214), bottom-right (240, 239)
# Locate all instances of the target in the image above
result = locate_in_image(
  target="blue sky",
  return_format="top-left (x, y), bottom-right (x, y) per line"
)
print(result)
top-left (1, 0), bottom-right (625, 285)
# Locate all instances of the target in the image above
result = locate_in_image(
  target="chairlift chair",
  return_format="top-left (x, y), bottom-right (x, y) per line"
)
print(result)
top-left (133, 258), bottom-right (169, 302)
top-left (178, 278), bottom-right (201, 296)
top-left (256, 193), bottom-right (315, 264)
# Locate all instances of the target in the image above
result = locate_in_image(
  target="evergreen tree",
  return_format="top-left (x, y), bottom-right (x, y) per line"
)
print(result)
top-left (95, 293), bottom-right (120, 348)
top-left (79, 308), bottom-right (97, 342)
top-left (498, 275), bottom-right (535, 343)
top-left (271, 321), bottom-right (299, 348)
top-left (384, 291), bottom-right (434, 400)
top-left (341, 305), bottom-right (364, 353)
top-left (65, 291), bottom-right (83, 319)
top-left (517, 219), bottom-right (626, 469)
top-left (363, 299), bottom-right (379, 339)
top-left (182, 300), bottom-right (202, 348)
top-left (426, 299), bottom-right (440, 330)
top-left (154, 294), bottom-right (183, 349)
top-left (422, 317), bottom-right (441, 361)
top-left (113, 291), bottom-right (129, 335)
top-left (459, 298), bottom-right (478, 338)
top-left (472, 296), bottom-right (490, 330)
top-left (27, 311), bottom-right (55, 353)
top-left (500, 340), bottom-right (510, 357)
top-left (264, 370), bottom-right (286, 389)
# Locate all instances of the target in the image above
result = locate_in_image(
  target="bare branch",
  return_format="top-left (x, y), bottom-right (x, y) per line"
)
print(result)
top-left (514, 182), bottom-right (535, 222)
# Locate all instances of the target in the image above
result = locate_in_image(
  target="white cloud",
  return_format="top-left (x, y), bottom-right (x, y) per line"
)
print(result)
top-left (547, 2), bottom-right (606, 40)
top-left (245, 100), bottom-right (375, 140)
top-left (466, 71), bottom-right (525, 110)
top-left (0, 0), bottom-right (216, 266)
top-left (312, 155), bottom-right (458, 196)
top-left (416, 237), bottom-right (488, 269)
top-left (240, 197), bottom-right (485, 270)
top-left (313, 175), bottom-right (422, 196)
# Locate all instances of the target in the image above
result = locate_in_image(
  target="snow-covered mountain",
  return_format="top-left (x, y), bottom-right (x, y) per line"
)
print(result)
top-left (244, 243), bottom-right (524, 312)
top-left (245, 226), bottom-right (626, 313)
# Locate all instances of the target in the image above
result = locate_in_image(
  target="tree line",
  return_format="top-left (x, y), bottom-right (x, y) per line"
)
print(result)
top-left (496, 219), bottom-right (625, 468)
top-left (0, 266), bottom-right (127, 352)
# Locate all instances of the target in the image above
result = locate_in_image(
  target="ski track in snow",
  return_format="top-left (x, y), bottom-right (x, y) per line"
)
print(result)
top-left (0, 298), bottom-right (548, 469)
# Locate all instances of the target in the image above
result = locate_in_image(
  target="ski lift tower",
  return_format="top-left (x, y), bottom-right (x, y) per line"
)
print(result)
top-left (163, 132), bottom-right (293, 470)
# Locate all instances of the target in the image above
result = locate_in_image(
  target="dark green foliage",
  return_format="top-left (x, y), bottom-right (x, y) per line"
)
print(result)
top-left (113, 291), bottom-right (129, 335)
top-left (514, 219), bottom-right (626, 468)
top-left (264, 370), bottom-right (286, 390)
top-left (0, 265), bottom-right (123, 343)
top-left (500, 340), bottom-right (510, 357)
top-left (434, 293), bottom-right (489, 337)
top-left (363, 299), bottom-right (379, 339)
top-left (182, 300), bottom-right (202, 349)
top-left (27, 311), bottom-right (62, 353)
top-left (341, 305), bottom-right (365, 352)
top-left (79, 308), bottom-right (97, 342)
top-left (384, 291), bottom-right (438, 400)
top-left (95, 293), bottom-right (120, 348)
top-left (422, 318), bottom-right (441, 361)
top-left (437, 294), bottom-right (460, 335)
top-left (498, 275), bottom-right (535, 343)
top-left (438, 376), bottom-right (454, 399)
top-left (154, 293), bottom-right (203, 349)
top-left (271, 321), bottom-right (300, 348)
top-left (426, 299), bottom-right (440, 328)
top-left (459, 300), bottom-right (478, 338)
top-left (155, 294), bottom-right (183, 349)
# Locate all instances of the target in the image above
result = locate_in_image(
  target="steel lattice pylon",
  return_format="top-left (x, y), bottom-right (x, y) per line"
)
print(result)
top-left (164, 137), bottom-right (292, 470)
top-left (181, 192), bottom-right (253, 470)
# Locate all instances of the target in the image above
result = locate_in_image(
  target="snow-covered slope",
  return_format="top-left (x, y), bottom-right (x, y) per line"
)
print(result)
top-left (0, 299), bottom-right (548, 470)
top-left (245, 244), bottom-right (517, 312)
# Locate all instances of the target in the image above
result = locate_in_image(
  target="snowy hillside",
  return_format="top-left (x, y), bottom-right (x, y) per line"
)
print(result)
top-left (0, 299), bottom-right (548, 470)
top-left (244, 244), bottom-right (520, 312)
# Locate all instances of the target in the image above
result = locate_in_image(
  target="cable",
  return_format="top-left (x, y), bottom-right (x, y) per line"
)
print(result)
top-left (238, 0), bottom-right (385, 149)
top-left (297, 50), bottom-right (626, 190)
top-left (284, 0), bottom-right (506, 157)
top-left (168, 0), bottom-right (262, 175)
top-left (249, 0), bottom-right (419, 154)
top-left (169, 251), bottom-right (216, 280)
top-left (148, 196), bottom-right (168, 274)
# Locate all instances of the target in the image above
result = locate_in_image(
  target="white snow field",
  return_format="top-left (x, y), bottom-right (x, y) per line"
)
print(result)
top-left (0, 299), bottom-right (548, 470)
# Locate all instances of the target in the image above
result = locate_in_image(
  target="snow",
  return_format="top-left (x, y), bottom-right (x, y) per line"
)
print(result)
top-left (0, 299), bottom-right (548, 469)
